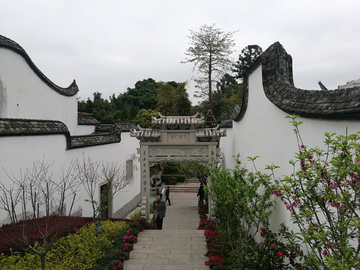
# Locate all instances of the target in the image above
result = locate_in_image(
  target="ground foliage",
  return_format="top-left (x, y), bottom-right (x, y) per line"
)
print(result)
top-left (264, 115), bottom-right (360, 269)
top-left (0, 219), bottom-right (130, 270)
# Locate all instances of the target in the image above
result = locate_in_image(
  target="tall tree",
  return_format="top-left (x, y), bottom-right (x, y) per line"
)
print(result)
top-left (198, 73), bottom-right (243, 122)
top-left (114, 78), bottom-right (158, 120)
top-left (182, 24), bottom-right (237, 108)
top-left (156, 82), bottom-right (191, 116)
top-left (232, 45), bottom-right (263, 81)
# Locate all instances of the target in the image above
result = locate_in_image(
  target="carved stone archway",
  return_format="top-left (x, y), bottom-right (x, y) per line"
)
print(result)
top-left (130, 113), bottom-right (226, 219)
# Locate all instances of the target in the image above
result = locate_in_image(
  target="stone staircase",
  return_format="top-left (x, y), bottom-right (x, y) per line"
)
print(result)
top-left (168, 177), bottom-right (200, 193)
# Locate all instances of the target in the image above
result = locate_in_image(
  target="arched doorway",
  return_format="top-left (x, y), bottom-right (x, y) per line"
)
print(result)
top-left (131, 113), bottom-right (226, 219)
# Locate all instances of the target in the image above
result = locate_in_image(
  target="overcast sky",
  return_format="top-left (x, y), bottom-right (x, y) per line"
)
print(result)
top-left (1, 0), bottom-right (359, 104)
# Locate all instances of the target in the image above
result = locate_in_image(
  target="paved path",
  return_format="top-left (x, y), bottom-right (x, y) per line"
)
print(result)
top-left (124, 193), bottom-right (208, 270)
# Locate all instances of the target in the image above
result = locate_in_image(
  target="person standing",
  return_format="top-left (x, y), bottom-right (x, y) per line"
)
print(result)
top-left (165, 186), bottom-right (171, 206)
top-left (153, 194), bottom-right (166, 230)
top-left (197, 184), bottom-right (204, 202)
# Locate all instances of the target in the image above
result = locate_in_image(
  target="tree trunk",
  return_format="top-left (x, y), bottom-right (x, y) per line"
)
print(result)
top-left (208, 53), bottom-right (212, 109)
top-left (40, 254), bottom-right (46, 270)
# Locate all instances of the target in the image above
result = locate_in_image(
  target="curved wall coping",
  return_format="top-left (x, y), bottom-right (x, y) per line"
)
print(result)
top-left (0, 35), bottom-right (78, 96)
top-left (234, 42), bottom-right (360, 121)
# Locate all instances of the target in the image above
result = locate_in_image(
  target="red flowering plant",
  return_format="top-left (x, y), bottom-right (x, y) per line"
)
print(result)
top-left (113, 250), bottom-right (126, 262)
top-left (259, 225), bottom-right (305, 270)
top-left (144, 221), bottom-right (157, 229)
top-left (136, 217), bottom-right (147, 227)
top-left (108, 260), bottom-right (123, 270)
top-left (197, 219), bottom-right (216, 230)
top-left (206, 248), bottom-right (223, 257)
top-left (126, 229), bottom-right (138, 237)
top-left (121, 243), bottom-right (133, 252)
top-left (265, 115), bottom-right (360, 269)
top-left (205, 255), bottom-right (225, 267)
top-left (198, 201), bottom-right (206, 215)
top-left (205, 229), bottom-right (219, 244)
top-left (130, 220), bottom-right (140, 230)
top-left (123, 235), bottom-right (137, 244)
top-left (199, 213), bottom-right (208, 220)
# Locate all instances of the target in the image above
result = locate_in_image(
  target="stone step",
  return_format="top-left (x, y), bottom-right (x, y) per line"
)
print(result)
top-left (185, 177), bottom-right (200, 184)
top-left (170, 187), bottom-right (198, 193)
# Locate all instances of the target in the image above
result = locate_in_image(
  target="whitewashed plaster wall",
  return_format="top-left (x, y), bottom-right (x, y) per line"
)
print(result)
top-left (73, 125), bottom-right (96, 136)
top-left (220, 65), bottom-right (360, 232)
top-left (0, 131), bottom-right (140, 226)
top-left (0, 48), bottom-right (78, 134)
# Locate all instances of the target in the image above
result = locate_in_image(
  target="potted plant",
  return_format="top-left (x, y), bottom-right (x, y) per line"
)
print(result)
top-left (117, 245), bottom-right (130, 260)
top-left (113, 250), bottom-right (126, 262)
top-left (168, 176), bottom-right (177, 185)
top-left (127, 228), bottom-right (139, 238)
top-left (136, 217), bottom-right (147, 231)
top-left (123, 235), bottom-right (137, 244)
top-left (205, 255), bottom-right (225, 269)
top-left (108, 260), bottom-right (124, 270)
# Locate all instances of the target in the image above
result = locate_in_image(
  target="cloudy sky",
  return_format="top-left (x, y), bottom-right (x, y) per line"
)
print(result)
top-left (1, 0), bottom-right (359, 104)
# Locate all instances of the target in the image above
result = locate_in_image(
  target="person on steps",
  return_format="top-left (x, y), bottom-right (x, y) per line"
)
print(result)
top-left (197, 184), bottom-right (204, 202)
top-left (165, 186), bottom-right (171, 206)
top-left (153, 193), bottom-right (166, 230)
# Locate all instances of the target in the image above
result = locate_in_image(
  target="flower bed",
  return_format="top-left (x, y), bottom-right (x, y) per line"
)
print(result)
top-left (0, 220), bottom-right (130, 270)
top-left (0, 216), bottom-right (93, 255)
top-left (197, 201), bottom-right (227, 269)
top-left (0, 213), bottom-right (154, 269)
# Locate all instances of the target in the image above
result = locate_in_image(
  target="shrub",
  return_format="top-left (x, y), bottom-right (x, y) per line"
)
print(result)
top-left (0, 220), bottom-right (129, 270)
top-left (268, 115), bottom-right (360, 269)
top-left (129, 210), bottom-right (141, 220)
top-left (100, 220), bottom-right (130, 240)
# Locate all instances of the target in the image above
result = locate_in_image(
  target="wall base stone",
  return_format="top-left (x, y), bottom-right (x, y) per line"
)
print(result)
top-left (113, 193), bottom-right (141, 219)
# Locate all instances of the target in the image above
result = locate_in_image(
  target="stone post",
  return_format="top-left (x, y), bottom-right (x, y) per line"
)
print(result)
top-left (139, 145), bottom-right (150, 219)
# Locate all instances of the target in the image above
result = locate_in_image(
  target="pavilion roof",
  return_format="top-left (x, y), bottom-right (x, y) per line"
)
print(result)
top-left (130, 126), bottom-right (161, 142)
top-left (151, 113), bottom-right (205, 130)
top-left (195, 126), bottom-right (227, 142)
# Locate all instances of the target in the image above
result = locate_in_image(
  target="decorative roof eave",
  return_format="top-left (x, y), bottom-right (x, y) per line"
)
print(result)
top-left (195, 125), bottom-right (227, 142)
top-left (0, 35), bottom-right (78, 97)
top-left (130, 125), bottom-right (161, 142)
top-left (151, 112), bottom-right (205, 129)
top-left (234, 41), bottom-right (360, 121)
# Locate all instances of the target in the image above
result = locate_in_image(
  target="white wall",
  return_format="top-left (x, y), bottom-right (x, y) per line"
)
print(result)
top-left (0, 48), bottom-right (78, 134)
top-left (0, 131), bottom-right (140, 225)
top-left (220, 65), bottom-right (360, 231)
top-left (73, 125), bottom-right (96, 136)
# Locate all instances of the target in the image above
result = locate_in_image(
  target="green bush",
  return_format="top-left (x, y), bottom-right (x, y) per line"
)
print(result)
top-left (163, 163), bottom-right (179, 174)
top-left (0, 220), bottom-right (129, 270)
top-left (129, 210), bottom-right (141, 220)
top-left (161, 174), bottom-right (186, 183)
top-left (90, 230), bottom-right (127, 270)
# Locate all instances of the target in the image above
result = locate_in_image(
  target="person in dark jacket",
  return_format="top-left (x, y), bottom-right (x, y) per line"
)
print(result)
top-left (165, 186), bottom-right (171, 206)
top-left (153, 193), bottom-right (166, 230)
top-left (197, 184), bottom-right (204, 202)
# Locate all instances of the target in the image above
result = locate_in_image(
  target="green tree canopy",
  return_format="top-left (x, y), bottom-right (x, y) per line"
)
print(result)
top-left (198, 73), bottom-right (243, 122)
top-left (113, 78), bottom-right (158, 121)
top-left (232, 45), bottom-right (263, 81)
top-left (78, 92), bottom-right (122, 124)
top-left (133, 109), bottom-right (159, 128)
top-left (156, 82), bottom-right (192, 116)
top-left (182, 24), bottom-right (237, 108)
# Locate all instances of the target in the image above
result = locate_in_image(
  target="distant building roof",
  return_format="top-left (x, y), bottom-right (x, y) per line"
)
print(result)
top-left (130, 126), bottom-right (161, 142)
top-left (151, 113), bottom-right (205, 130)
top-left (338, 79), bottom-right (360, 90)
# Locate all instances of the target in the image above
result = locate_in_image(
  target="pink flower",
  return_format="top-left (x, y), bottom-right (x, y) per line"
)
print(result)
top-left (277, 251), bottom-right (284, 258)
